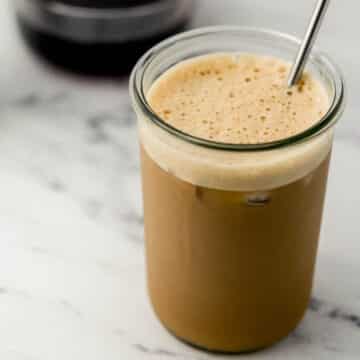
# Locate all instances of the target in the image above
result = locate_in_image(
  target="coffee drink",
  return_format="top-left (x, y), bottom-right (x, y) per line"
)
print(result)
top-left (15, 0), bottom-right (193, 75)
top-left (132, 47), bottom-right (342, 353)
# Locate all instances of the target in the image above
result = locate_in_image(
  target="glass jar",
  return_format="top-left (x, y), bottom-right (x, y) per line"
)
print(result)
top-left (14, 0), bottom-right (193, 75)
top-left (130, 27), bottom-right (345, 352)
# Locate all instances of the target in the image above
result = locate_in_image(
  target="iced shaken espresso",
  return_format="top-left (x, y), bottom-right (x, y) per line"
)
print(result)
top-left (130, 28), bottom-right (344, 353)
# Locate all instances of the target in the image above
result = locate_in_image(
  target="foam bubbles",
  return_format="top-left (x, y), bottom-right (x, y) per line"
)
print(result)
top-left (147, 53), bottom-right (330, 145)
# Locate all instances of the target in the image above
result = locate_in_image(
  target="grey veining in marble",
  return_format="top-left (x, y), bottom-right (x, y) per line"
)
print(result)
top-left (0, 1), bottom-right (359, 359)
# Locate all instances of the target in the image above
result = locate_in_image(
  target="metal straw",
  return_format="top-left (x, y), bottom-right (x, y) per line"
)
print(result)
top-left (287, 0), bottom-right (331, 87)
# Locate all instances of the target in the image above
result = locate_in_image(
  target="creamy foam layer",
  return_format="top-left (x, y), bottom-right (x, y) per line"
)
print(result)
top-left (138, 53), bottom-right (332, 191)
top-left (147, 54), bottom-right (329, 144)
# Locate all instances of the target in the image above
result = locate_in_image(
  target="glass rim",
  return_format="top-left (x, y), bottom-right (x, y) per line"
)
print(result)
top-left (130, 26), bottom-right (345, 152)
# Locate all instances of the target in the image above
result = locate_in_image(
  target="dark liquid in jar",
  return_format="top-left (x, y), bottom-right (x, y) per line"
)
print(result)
top-left (16, 1), bottom-right (190, 76)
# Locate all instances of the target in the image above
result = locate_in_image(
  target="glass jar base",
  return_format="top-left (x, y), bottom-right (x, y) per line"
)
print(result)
top-left (159, 318), bottom-right (301, 354)
top-left (149, 296), bottom-right (306, 354)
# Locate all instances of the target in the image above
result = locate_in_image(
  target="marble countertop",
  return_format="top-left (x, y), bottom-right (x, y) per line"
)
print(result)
top-left (0, 1), bottom-right (359, 359)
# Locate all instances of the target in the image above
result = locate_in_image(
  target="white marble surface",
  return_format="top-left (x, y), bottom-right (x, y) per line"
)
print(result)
top-left (0, 1), bottom-right (359, 359)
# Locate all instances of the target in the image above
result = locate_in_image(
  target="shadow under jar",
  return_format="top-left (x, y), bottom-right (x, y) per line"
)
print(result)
top-left (14, 0), bottom-right (193, 75)
top-left (130, 27), bottom-right (345, 353)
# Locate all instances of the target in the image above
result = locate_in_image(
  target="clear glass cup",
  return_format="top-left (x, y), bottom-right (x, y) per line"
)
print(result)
top-left (130, 27), bottom-right (345, 353)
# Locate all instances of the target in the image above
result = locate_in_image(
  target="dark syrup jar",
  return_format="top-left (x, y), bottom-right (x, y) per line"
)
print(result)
top-left (14, 0), bottom-right (193, 75)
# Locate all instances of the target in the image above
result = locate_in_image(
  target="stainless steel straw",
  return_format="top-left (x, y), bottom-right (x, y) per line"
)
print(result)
top-left (287, 0), bottom-right (331, 87)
